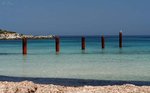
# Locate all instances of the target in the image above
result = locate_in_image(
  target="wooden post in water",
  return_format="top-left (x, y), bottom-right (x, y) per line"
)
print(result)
top-left (119, 31), bottom-right (122, 48)
top-left (101, 35), bottom-right (105, 49)
top-left (55, 36), bottom-right (60, 53)
top-left (81, 37), bottom-right (85, 50)
top-left (22, 38), bottom-right (27, 55)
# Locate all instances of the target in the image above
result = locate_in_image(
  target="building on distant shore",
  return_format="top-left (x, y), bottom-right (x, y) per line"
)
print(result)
top-left (0, 32), bottom-right (21, 39)
top-left (0, 29), bottom-right (54, 39)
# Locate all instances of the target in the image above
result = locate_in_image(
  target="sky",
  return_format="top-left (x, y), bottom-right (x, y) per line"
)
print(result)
top-left (0, 0), bottom-right (150, 36)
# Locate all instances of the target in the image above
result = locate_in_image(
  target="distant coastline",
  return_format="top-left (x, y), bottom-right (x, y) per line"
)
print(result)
top-left (0, 29), bottom-right (54, 40)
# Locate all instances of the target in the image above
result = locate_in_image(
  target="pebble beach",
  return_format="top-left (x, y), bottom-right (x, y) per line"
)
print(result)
top-left (0, 81), bottom-right (149, 93)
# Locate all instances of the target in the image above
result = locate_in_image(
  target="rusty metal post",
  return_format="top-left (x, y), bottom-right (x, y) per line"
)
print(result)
top-left (55, 36), bottom-right (60, 53)
top-left (22, 38), bottom-right (27, 55)
top-left (101, 35), bottom-right (105, 49)
top-left (81, 37), bottom-right (85, 50)
top-left (119, 31), bottom-right (122, 48)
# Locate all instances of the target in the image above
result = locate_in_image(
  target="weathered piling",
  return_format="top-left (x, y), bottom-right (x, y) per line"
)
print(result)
top-left (101, 35), bottom-right (105, 49)
top-left (119, 31), bottom-right (122, 48)
top-left (55, 36), bottom-right (60, 53)
top-left (81, 37), bottom-right (85, 50)
top-left (22, 38), bottom-right (27, 55)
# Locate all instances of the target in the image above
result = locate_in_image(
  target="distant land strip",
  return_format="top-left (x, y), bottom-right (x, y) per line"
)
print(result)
top-left (0, 29), bottom-right (54, 40)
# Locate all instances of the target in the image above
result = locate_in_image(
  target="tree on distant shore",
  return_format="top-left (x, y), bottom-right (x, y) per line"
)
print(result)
top-left (0, 29), bottom-right (16, 34)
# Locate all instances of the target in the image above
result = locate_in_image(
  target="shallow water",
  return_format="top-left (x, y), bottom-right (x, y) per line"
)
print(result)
top-left (0, 36), bottom-right (150, 81)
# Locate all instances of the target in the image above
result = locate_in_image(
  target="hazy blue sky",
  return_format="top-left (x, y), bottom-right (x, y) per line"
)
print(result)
top-left (0, 0), bottom-right (150, 35)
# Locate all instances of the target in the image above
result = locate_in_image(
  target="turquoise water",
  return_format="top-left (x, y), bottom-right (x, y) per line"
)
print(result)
top-left (0, 36), bottom-right (150, 81)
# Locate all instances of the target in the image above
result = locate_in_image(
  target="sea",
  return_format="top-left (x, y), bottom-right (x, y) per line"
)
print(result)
top-left (0, 36), bottom-right (150, 82)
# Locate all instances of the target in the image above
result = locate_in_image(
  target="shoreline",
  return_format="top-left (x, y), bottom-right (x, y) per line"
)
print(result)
top-left (0, 75), bottom-right (150, 86)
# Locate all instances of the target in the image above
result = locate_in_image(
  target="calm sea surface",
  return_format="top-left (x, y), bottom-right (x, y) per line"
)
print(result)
top-left (0, 36), bottom-right (150, 81)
